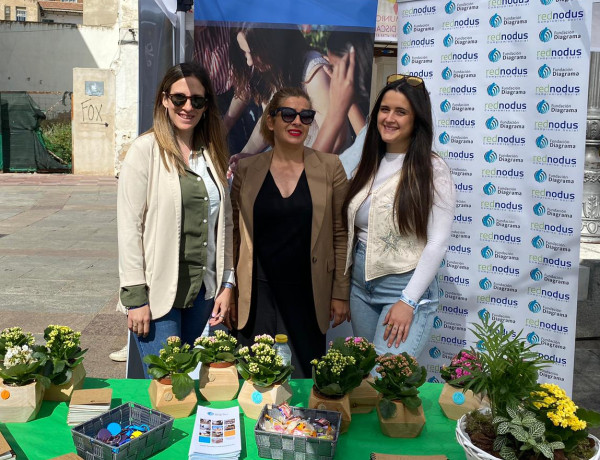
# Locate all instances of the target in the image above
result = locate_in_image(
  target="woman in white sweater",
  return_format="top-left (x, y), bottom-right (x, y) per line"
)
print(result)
top-left (342, 75), bottom-right (455, 359)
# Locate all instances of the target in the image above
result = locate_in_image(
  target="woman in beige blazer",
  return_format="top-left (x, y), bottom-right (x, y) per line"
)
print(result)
top-left (117, 63), bottom-right (235, 378)
top-left (230, 87), bottom-right (350, 378)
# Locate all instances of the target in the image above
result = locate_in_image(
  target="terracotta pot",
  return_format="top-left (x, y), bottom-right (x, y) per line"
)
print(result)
top-left (0, 379), bottom-right (45, 423)
top-left (308, 387), bottom-right (351, 433)
top-left (438, 382), bottom-right (487, 421)
top-left (198, 362), bottom-right (239, 401)
top-left (349, 375), bottom-right (380, 414)
top-left (148, 377), bottom-right (197, 419)
top-left (237, 380), bottom-right (292, 420)
top-left (44, 363), bottom-right (86, 402)
top-left (376, 399), bottom-right (426, 438)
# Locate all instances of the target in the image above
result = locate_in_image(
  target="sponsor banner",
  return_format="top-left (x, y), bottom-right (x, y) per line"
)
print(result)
top-left (399, 0), bottom-right (591, 393)
top-left (376, 0), bottom-right (399, 42)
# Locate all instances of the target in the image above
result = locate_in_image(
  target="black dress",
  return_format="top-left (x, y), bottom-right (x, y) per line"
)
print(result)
top-left (237, 170), bottom-right (325, 378)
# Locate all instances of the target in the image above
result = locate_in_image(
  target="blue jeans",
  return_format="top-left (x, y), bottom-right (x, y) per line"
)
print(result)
top-left (349, 241), bottom-right (439, 364)
top-left (132, 285), bottom-right (214, 378)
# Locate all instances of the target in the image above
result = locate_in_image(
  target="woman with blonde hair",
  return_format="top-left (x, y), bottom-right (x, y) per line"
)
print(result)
top-left (230, 87), bottom-right (350, 378)
top-left (117, 63), bottom-right (235, 377)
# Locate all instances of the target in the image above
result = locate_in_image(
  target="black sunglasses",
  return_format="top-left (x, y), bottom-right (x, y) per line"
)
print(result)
top-left (270, 107), bottom-right (316, 125)
top-left (386, 74), bottom-right (425, 87)
top-left (165, 92), bottom-right (207, 110)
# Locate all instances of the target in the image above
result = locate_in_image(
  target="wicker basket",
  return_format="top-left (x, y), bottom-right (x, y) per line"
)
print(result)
top-left (71, 402), bottom-right (173, 460)
top-left (254, 404), bottom-right (342, 460)
top-left (456, 414), bottom-right (600, 460)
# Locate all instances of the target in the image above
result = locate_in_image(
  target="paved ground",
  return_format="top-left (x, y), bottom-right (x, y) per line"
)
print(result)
top-left (0, 172), bottom-right (598, 436)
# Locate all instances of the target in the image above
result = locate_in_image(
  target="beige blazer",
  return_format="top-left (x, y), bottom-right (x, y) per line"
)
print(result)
top-left (116, 133), bottom-right (234, 319)
top-left (231, 148), bottom-right (349, 334)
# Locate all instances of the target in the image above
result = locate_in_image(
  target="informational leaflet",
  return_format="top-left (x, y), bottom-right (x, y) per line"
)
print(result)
top-left (189, 406), bottom-right (241, 460)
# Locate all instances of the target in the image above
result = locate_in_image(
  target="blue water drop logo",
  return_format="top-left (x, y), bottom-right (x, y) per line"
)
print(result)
top-left (486, 117), bottom-right (499, 130)
top-left (538, 64), bottom-right (552, 79)
top-left (428, 376), bottom-right (441, 383)
top-left (429, 347), bottom-right (442, 358)
top-left (537, 100), bottom-right (550, 114)
top-left (539, 27), bottom-right (553, 42)
top-left (484, 149), bottom-right (498, 163)
top-left (540, 0), bottom-right (553, 5)
top-left (534, 169), bottom-right (548, 183)
top-left (530, 268), bottom-right (543, 281)
top-left (533, 203), bottom-right (546, 216)
top-left (442, 67), bottom-right (453, 80)
top-left (443, 34), bottom-right (454, 47)
top-left (439, 288), bottom-right (444, 298)
top-left (403, 22), bottom-right (413, 35)
top-left (476, 340), bottom-right (486, 351)
top-left (479, 278), bottom-right (492, 290)
top-left (489, 14), bottom-right (502, 28)
top-left (433, 316), bottom-right (443, 329)
top-left (482, 214), bottom-right (495, 227)
top-left (440, 259), bottom-right (446, 268)
top-left (528, 300), bottom-right (542, 313)
top-left (478, 309), bottom-right (490, 321)
top-left (488, 48), bottom-right (501, 63)
top-left (481, 246), bottom-right (494, 259)
top-left (487, 83), bottom-right (500, 97)
top-left (440, 99), bottom-right (452, 113)
top-left (401, 53), bottom-right (411, 66)
top-left (445, 1), bottom-right (456, 14)
top-left (439, 132), bottom-right (450, 144)
top-left (531, 235), bottom-right (545, 249)
top-left (527, 332), bottom-right (541, 345)
top-left (536, 135), bottom-right (548, 149)
top-left (483, 182), bottom-right (497, 196)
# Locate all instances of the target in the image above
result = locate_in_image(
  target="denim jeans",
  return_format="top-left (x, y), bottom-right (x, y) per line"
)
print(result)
top-left (131, 285), bottom-right (214, 378)
top-left (350, 241), bottom-right (439, 364)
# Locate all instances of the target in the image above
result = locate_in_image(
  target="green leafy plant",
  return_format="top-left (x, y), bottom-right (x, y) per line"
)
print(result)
top-left (143, 336), bottom-right (201, 400)
top-left (330, 336), bottom-right (376, 377)
top-left (194, 330), bottom-right (238, 364)
top-left (369, 352), bottom-right (426, 418)
top-left (41, 122), bottom-right (72, 164)
top-left (492, 403), bottom-right (564, 460)
top-left (460, 315), bottom-right (550, 418)
top-left (41, 325), bottom-right (87, 385)
top-left (236, 334), bottom-right (294, 387)
top-left (0, 327), bottom-right (49, 388)
top-left (440, 349), bottom-right (482, 388)
top-left (310, 348), bottom-right (362, 397)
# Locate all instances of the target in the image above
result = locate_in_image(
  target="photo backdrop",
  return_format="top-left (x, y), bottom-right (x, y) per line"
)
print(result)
top-left (396, 0), bottom-right (592, 393)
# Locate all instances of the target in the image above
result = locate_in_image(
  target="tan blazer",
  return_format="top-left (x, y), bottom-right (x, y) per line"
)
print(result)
top-left (231, 148), bottom-right (349, 334)
top-left (116, 133), bottom-right (234, 319)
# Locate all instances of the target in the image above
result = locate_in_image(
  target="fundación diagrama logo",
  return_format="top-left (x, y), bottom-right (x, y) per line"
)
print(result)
top-left (530, 268), bottom-right (544, 281)
top-left (478, 308), bottom-right (490, 321)
top-left (445, 1), bottom-right (456, 14)
top-left (440, 99), bottom-right (452, 113)
top-left (531, 235), bottom-right (545, 249)
top-left (489, 13), bottom-right (502, 28)
top-left (433, 316), bottom-right (443, 329)
top-left (401, 53), bottom-right (411, 66)
top-left (537, 100), bottom-right (550, 114)
top-left (536, 135), bottom-right (549, 149)
top-left (442, 67), bottom-right (453, 80)
top-left (484, 149), bottom-right (498, 163)
top-left (483, 182), bottom-right (497, 195)
top-left (539, 27), bottom-right (553, 42)
top-left (529, 300), bottom-right (542, 313)
top-left (429, 347), bottom-right (442, 358)
top-left (488, 48), bottom-right (502, 62)
top-left (534, 169), bottom-right (548, 183)
top-left (527, 332), bottom-right (541, 345)
top-left (479, 278), bottom-right (493, 290)
top-left (538, 64), bottom-right (552, 79)
top-left (481, 246), bottom-right (494, 259)
top-left (533, 202), bottom-right (546, 216)
top-left (482, 214), bottom-right (495, 227)
top-left (487, 83), bottom-right (500, 97)
top-left (485, 117), bottom-right (499, 130)
top-left (443, 34), bottom-right (454, 47)
top-left (403, 22), bottom-right (413, 35)
top-left (439, 132), bottom-right (450, 144)
top-left (540, 0), bottom-right (553, 5)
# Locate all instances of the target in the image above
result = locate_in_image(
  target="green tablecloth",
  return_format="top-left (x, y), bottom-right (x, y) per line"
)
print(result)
top-left (0, 379), bottom-right (467, 460)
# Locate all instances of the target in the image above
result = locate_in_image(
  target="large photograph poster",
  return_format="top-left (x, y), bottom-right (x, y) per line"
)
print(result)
top-left (193, 0), bottom-right (376, 172)
top-left (397, 0), bottom-right (592, 392)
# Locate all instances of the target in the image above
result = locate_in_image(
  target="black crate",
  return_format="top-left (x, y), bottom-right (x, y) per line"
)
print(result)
top-left (71, 402), bottom-right (173, 460)
top-left (254, 404), bottom-right (342, 460)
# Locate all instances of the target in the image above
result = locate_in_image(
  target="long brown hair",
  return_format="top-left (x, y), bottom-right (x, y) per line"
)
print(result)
top-left (150, 63), bottom-right (229, 184)
top-left (342, 79), bottom-right (436, 241)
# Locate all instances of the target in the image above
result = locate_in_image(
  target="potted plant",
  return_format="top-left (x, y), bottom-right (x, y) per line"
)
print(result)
top-left (438, 349), bottom-right (487, 420)
top-left (308, 347), bottom-right (363, 432)
top-left (236, 334), bottom-right (294, 419)
top-left (0, 327), bottom-right (49, 423)
top-left (194, 330), bottom-right (240, 401)
top-left (41, 325), bottom-right (87, 402)
top-left (455, 316), bottom-right (600, 460)
top-left (143, 336), bottom-right (201, 418)
top-left (330, 336), bottom-right (379, 414)
top-left (370, 352), bottom-right (427, 438)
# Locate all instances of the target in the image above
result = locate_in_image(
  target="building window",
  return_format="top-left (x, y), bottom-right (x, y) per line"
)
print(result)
top-left (15, 7), bottom-right (26, 22)
top-left (4, 6), bottom-right (10, 20)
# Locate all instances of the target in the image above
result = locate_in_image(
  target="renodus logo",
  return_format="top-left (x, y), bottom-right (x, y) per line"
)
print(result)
top-left (539, 27), bottom-right (553, 42)
top-left (481, 199), bottom-right (523, 213)
top-left (400, 37), bottom-right (436, 48)
top-left (441, 51), bottom-right (479, 62)
top-left (482, 167), bottom-right (525, 179)
top-left (442, 17), bottom-right (480, 29)
top-left (537, 46), bottom-right (583, 60)
top-left (480, 230), bottom-right (522, 244)
top-left (481, 246), bottom-right (494, 259)
top-left (536, 83), bottom-right (581, 96)
top-left (438, 117), bottom-right (476, 128)
top-left (537, 100), bottom-right (550, 114)
top-left (529, 253), bottom-right (573, 268)
top-left (538, 352), bottom-right (567, 366)
top-left (401, 53), bottom-right (411, 66)
top-left (538, 64), bottom-right (552, 79)
top-left (484, 100), bottom-right (527, 111)
top-left (534, 119), bottom-right (579, 131)
top-left (530, 221), bottom-right (574, 236)
top-left (489, 0), bottom-right (530, 7)
top-left (454, 213), bottom-right (473, 224)
top-left (445, 1), bottom-right (456, 14)
top-left (439, 84), bottom-right (477, 96)
top-left (477, 293), bottom-right (518, 307)
top-left (484, 150), bottom-right (498, 163)
top-left (489, 13), bottom-right (502, 27)
top-left (438, 273), bottom-right (470, 286)
top-left (448, 243), bottom-right (471, 254)
top-left (402, 5), bottom-right (437, 16)
top-left (528, 299), bottom-right (542, 313)
top-left (528, 286), bottom-right (570, 302)
top-left (438, 149), bottom-right (475, 160)
top-left (455, 181), bottom-right (474, 193)
top-left (526, 318), bottom-right (569, 334)
top-left (485, 66), bottom-right (528, 78)
top-left (531, 235), bottom-right (545, 249)
top-left (488, 31), bottom-right (528, 44)
top-left (533, 202), bottom-right (546, 216)
top-left (478, 262), bottom-right (520, 276)
top-left (538, 9), bottom-right (585, 23)
top-left (441, 304), bottom-right (469, 316)
top-left (531, 187), bottom-right (576, 202)
top-left (533, 153), bottom-right (577, 167)
top-left (488, 48), bottom-right (501, 62)
top-left (430, 334), bottom-right (467, 347)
